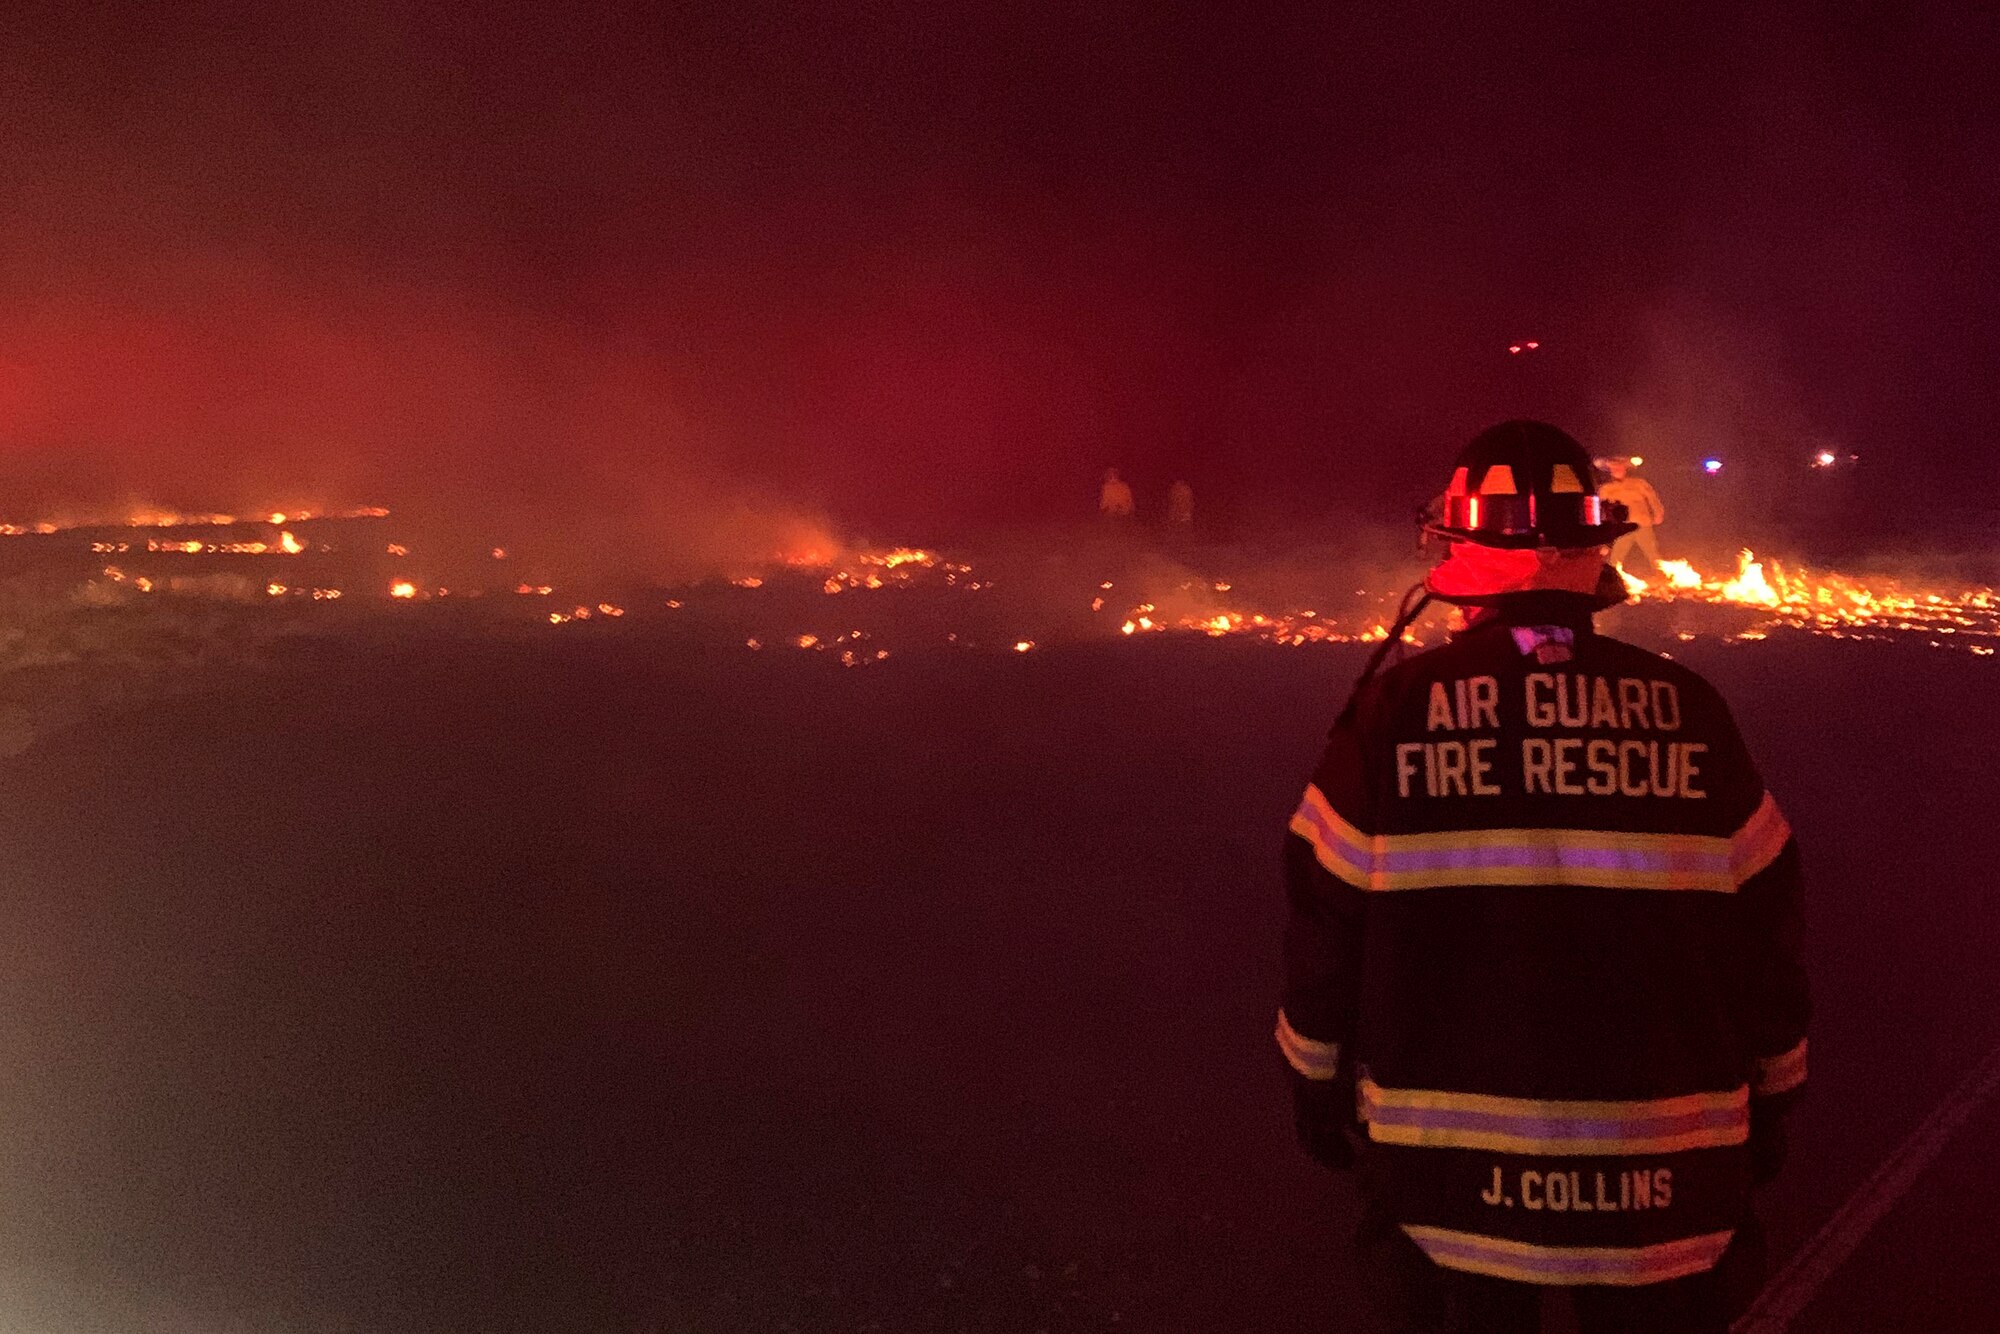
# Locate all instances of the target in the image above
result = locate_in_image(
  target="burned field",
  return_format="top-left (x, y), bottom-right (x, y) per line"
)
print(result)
top-left (0, 525), bottom-right (1995, 1332)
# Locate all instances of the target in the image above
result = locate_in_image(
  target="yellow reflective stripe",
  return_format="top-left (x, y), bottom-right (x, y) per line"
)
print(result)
top-left (1730, 790), bottom-right (1792, 884)
top-left (1288, 784), bottom-right (1372, 889)
top-left (1292, 786), bottom-right (1759, 894)
top-left (1361, 1077), bottom-right (1749, 1155)
top-left (1363, 1080), bottom-right (1745, 1119)
top-left (1403, 1225), bottom-right (1735, 1286)
top-left (1275, 1008), bottom-right (1340, 1080)
top-left (1754, 1038), bottom-right (1808, 1096)
top-left (1364, 826), bottom-right (1733, 892)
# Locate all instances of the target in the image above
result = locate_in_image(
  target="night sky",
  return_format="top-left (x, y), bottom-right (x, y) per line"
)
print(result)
top-left (1, 1), bottom-right (1993, 543)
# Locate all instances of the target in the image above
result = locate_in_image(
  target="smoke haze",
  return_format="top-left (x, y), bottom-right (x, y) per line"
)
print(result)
top-left (1, 1), bottom-right (1993, 557)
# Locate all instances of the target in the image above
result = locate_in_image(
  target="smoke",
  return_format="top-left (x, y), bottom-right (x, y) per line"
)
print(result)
top-left (1601, 300), bottom-right (1827, 472)
top-left (0, 261), bottom-right (841, 580)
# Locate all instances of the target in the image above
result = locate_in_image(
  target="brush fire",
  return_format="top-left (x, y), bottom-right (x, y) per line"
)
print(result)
top-left (0, 505), bottom-right (1992, 763)
top-left (2, 509), bottom-right (1995, 667)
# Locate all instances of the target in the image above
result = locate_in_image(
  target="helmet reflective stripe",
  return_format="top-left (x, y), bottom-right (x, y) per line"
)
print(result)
top-left (1440, 493), bottom-right (1621, 539)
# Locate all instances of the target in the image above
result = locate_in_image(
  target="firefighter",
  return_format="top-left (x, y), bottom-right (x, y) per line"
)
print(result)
top-left (1599, 456), bottom-right (1667, 575)
top-left (1099, 467), bottom-right (1136, 519)
top-left (1279, 421), bottom-right (1806, 1333)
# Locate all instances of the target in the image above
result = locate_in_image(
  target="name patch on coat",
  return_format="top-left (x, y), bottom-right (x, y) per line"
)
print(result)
top-left (1481, 1165), bottom-right (1673, 1211)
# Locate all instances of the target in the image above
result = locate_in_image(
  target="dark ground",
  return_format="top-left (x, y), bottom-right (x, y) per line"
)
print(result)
top-left (0, 624), bottom-right (1994, 1333)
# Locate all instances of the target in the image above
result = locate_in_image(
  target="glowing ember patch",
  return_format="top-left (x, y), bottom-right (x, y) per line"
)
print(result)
top-left (279, 530), bottom-right (305, 554)
top-left (515, 584), bottom-right (552, 595)
top-left (267, 583), bottom-right (288, 596)
top-left (1014, 641), bottom-right (1034, 652)
top-left (795, 634), bottom-right (819, 649)
top-left (389, 582), bottom-right (417, 599)
top-left (859, 548), bottom-right (935, 569)
top-left (386, 544), bottom-right (408, 556)
top-left (731, 577), bottom-right (764, 589)
top-left (492, 548), bottom-right (508, 560)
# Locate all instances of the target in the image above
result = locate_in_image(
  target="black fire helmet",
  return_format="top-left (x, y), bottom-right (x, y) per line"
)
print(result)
top-left (1424, 420), bottom-right (1637, 551)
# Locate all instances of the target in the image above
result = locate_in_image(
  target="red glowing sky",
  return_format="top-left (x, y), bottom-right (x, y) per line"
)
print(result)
top-left (1, 1), bottom-right (1993, 541)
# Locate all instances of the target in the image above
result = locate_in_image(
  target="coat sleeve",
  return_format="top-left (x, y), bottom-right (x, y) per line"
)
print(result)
top-left (1277, 692), bottom-right (1378, 1083)
top-left (1716, 705), bottom-right (1809, 1104)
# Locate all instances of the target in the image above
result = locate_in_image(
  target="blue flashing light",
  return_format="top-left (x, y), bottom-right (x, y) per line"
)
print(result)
top-left (1701, 457), bottom-right (1724, 475)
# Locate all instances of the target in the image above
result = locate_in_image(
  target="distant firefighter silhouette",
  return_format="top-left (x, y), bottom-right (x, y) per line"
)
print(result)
top-left (1098, 468), bottom-right (1135, 518)
top-left (1599, 456), bottom-right (1667, 574)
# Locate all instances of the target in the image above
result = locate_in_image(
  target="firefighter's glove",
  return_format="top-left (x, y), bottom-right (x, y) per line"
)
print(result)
top-left (1749, 1098), bottom-right (1791, 1185)
top-left (1291, 1070), bottom-right (1359, 1173)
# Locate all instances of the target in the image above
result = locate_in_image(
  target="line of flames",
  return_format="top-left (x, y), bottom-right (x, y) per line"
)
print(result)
top-left (61, 533), bottom-right (2000, 663)
top-left (1619, 550), bottom-right (1997, 652)
top-left (0, 506), bottom-right (388, 536)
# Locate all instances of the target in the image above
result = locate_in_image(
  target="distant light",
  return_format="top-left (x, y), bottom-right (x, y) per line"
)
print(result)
top-left (389, 581), bottom-right (417, 599)
top-left (1508, 344), bottom-right (1522, 354)
top-left (1702, 458), bottom-right (1724, 475)
top-left (1812, 450), bottom-right (1838, 468)
top-left (1628, 456), bottom-right (1644, 467)
top-left (1524, 341), bottom-right (1540, 350)
top-left (1014, 640), bottom-right (1034, 653)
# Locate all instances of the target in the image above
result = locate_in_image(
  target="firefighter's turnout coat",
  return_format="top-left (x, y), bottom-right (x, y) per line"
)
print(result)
top-left (1280, 601), bottom-right (1807, 1286)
